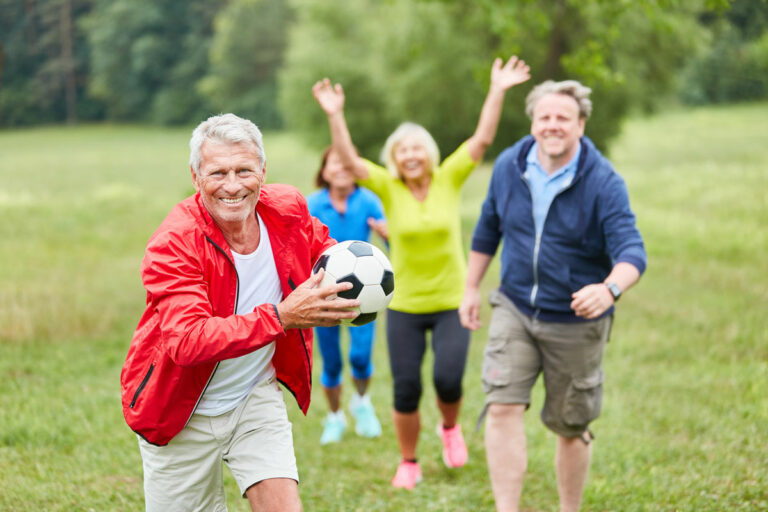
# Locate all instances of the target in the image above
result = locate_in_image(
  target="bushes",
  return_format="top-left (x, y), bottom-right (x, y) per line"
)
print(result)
top-left (681, 2), bottom-right (768, 104)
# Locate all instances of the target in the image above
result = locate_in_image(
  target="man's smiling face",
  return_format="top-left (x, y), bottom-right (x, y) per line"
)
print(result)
top-left (531, 92), bottom-right (585, 164)
top-left (191, 140), bottom-right (266, 229)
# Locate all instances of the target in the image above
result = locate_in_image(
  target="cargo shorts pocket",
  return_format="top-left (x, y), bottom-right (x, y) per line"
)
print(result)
top-left (482, 343), bottom-right (513, 393)
top-left (562, 371), bottom-right (604, 427)
top-left (481, 292), bottom-right (515, 393)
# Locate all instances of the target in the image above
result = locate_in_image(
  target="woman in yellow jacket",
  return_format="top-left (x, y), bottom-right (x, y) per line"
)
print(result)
top-left (313, 56), bottom-right (530, 489)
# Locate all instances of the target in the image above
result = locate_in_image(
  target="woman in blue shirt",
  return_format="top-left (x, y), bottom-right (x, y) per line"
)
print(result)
top-left (306, 147), bottom-right (388, 445)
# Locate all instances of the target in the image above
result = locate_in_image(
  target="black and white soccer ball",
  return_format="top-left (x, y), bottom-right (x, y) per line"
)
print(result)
top-left (312, 240), bottom-right (394, 326)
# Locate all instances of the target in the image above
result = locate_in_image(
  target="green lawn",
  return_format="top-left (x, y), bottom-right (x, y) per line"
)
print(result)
top-left (1, 105), bottom-right (766, 511)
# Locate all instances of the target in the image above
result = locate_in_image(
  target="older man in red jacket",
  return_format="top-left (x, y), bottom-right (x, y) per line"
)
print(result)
top-left (121, 113), bottom-right (358, 512)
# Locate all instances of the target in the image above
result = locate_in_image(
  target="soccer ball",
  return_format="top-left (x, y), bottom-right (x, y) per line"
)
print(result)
top-left (312, 240), bottom-right (394, 326)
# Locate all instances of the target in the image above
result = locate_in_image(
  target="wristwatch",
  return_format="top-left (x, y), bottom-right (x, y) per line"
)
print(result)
top-left (605, 282), bottom-right (622, 301)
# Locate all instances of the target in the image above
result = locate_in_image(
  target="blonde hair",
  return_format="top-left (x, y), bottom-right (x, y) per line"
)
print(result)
top-left (525, 80), bottom-right (593, 120)
top-left (380, 122), bottom-right (440, 179)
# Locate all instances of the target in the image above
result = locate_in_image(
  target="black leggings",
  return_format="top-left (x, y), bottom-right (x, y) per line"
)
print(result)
top-left (386, 309), bottom-right (471, 413)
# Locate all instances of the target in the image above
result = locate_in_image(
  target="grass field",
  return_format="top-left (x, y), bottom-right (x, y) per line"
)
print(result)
top-left (1, 104), bottom-right (766, 511)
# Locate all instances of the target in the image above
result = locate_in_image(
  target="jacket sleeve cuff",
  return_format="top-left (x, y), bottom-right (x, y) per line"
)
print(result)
top-left (271, 304), bottom-right (286, 333)
top-left (471, 237), bottom-right (499, 256)
top-left (616, 255), bottom-right (646, 276)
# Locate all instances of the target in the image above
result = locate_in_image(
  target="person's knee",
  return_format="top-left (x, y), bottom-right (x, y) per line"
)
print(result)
top-left (320, 368), bottom-right (342, 389)
top-left (246, 478), bottom-right (302, 512)
top-left (320, 357), bottom-right (343, 388)
top-left (393, 378), bottom-right (421, 412)
top-left (485, 404), bottom-right (528, 475)
top-left (487, 403), bottom-right (526, 425)
top-left (434, 374), bottom-right (462, 404)
top-left (348, 351), bottom-right (372, 379)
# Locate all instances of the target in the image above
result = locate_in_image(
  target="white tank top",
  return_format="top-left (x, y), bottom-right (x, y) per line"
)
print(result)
top-left (196, 214), bottom-right (283, 416)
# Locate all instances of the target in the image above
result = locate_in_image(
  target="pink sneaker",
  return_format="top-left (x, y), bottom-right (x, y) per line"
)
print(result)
top-left (391, 461), bottom-right (423, 490)
top-left (437, 423), bottom-right (468, 468)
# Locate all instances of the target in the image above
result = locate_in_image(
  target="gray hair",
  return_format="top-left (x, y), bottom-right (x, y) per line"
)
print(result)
top-left (525, 80), bottom-right (593, 120)
top-left (189, 113), bottom-right (266, 175)
top-left (379, 122), bottom-right (440, 179)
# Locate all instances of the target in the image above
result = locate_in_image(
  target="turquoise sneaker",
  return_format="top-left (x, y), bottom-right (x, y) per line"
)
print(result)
top-left (350, 395), bottom-right (382, 438)
top-left (320, 412), bottom-right (346, 445)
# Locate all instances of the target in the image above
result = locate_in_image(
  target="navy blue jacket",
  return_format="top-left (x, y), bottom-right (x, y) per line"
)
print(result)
top-left (471, 136), bottom-right (647, 322)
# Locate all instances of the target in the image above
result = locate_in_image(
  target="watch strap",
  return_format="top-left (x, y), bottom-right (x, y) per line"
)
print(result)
top-left (605, 281), bottom-right (622, 301)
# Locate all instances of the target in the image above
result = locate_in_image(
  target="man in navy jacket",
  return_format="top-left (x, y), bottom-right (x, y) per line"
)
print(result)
top-left (460, 80), bottom-right (646, 512)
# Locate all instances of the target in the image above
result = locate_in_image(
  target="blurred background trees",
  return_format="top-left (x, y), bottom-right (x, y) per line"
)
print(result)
top-left (681, 0), bottom-right (768, 104)
top-left (0, 0), bottom-right (765, 155)
top-left (83, 0), bottom-right (223, 123)
top-left (0, 0), bottom-right (100, 125)
top-left (199, 0), bottom-right (292, 129)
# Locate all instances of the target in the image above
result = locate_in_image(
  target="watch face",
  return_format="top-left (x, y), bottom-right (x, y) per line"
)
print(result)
top-left (606, 282), bottom-right (621, 300)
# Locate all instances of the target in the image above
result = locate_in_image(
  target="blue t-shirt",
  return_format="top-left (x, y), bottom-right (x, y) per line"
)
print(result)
top-left (306, 186), bottom-right (385, 242)
top-left (523, 142), bottom-right (581, 236)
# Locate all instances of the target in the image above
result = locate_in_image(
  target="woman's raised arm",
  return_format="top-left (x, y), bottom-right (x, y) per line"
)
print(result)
top-left (313, 79), bottom-right (370, 180)
top-left (466, 56), bottom-right (531, 162)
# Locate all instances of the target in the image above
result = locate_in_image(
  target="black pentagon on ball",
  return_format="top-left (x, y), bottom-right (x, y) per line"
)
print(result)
top-left (347, 241), bottom-right (374, 257)
top-left (312, 254), bottom-right (330, 274)
top-left (380, 270), bottom-right (394, 296)
top-left (336, 273), bottom-right (364, 299)
top-left (351, 311), bottom-right (378, 326)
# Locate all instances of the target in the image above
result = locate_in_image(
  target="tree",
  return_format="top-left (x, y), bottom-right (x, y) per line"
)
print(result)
top-left (279, 0), bottom-right (729, 155)
top-left (279, 0), bottom-right (493, 159)
top-left (198, 0), bottom-right (293, 129)
top-left (0, 0), bottom-right (100, 125)
top-left (0, 42), bottom-right (4, 122)
top-left (83, 0), bottom-right (222, 123)
top-left (681, 0), bottom-right (768, 103)
top-left (60, 0), bottom-right (77, 123)
top-left (278, 0), bottom-right (393, 157)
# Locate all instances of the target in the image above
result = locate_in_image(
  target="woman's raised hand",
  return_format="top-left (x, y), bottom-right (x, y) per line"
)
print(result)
top-left (312, 78), bottom-right (345, 116)
top-left (490, 56), bottom-right (531, 92)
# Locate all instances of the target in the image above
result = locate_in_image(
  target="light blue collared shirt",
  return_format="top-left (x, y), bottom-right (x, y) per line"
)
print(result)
top-left (523, 142), bottom-right (581, 236)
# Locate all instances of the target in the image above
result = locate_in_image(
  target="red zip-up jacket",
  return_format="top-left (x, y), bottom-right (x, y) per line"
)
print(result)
top-left (121, 184), bottom-right (335, 446)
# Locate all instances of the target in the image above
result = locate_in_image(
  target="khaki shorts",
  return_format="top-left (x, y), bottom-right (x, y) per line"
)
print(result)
top-left (138, 378), bottom-right (298, 512)
top-left (482, 289), bottom-right (613, 438)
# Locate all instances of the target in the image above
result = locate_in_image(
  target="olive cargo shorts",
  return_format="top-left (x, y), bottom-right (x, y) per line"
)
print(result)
top-left (482, 289), bottom-right (613, 438)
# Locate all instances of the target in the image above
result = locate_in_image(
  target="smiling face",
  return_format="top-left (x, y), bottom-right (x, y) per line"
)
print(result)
top-left (530, 92), bottom-right (586, 166)
top-left (191, 140), bottom-right (265, 229)
top-left (321, 149), bottom-right (356, 191)
top-left (393, 134), bottom-right (431, 183)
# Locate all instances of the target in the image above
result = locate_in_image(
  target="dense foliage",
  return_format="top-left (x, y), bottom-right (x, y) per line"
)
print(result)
top-left (83, 0), bottom-right (220, 123)
top-left (1, 0), bottom-right (764, 152)
top-left (0, 0), bottom-right (99, 124)
top-left (681, 0), bottom-right (768, 103)
top-left (279, 0), bottom-right (727, 156)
